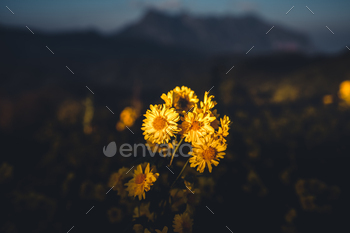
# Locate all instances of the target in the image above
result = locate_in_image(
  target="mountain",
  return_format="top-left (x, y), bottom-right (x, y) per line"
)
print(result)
top-left (0, 10), bottom-right (317, 93)
top-left (118, 9), bottom-right (312, 54)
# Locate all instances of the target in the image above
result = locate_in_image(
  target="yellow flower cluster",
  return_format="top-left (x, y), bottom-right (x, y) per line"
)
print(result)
top-left (125, 163), bottom-right (159, 200)
top-left (108, 163), bottom-right (159, 201)
top-left (116, 100), bottom-right (142, 131)
top-left (141, 86), bottom-right (230, 173)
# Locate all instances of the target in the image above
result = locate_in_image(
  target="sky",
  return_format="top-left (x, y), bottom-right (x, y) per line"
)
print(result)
top-left (1, 0), bottom-right (349, 52)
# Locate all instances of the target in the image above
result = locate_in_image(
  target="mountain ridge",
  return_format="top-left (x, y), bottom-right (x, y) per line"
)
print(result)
top-left (117, 9), bottom-right (312, 54)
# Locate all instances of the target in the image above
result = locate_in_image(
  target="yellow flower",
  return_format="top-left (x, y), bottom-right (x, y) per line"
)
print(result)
top-left (133, 202), bottom-right (155, 222)
top-left (142, 104), bottom-right (180, 144)
top-left (155, 226), bottom-right (168, 233)
top-left (108, 167), bottom-right (132, 198)
top-left (338, 80), bottom-right (350, 104)
top-left (181, 109), bottom-right (215, 143)
top-left (173, 212), bottom-right (193, 233)
top-left (189, 135), bottom-right (226, 173)
top-left (125, 163), bottom-right (159, 200)
top-left (161, 90), bottom-right (174, 107)
top-left (94, 183), bottom-right (105, 201)
top-left (217, 115), bottom-right (230, 137)
top-left (200, 91), bottom-right (217, 112)
top-left (162, 86), bottom-right (199, 113)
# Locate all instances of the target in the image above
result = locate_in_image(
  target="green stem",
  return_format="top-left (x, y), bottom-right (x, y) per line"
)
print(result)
top-left (170, 158), bottom-right (189, 189)
top-left (169, 137), bottom-right (184, 166)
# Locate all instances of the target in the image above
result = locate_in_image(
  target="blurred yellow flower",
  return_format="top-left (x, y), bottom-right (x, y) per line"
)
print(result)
top-left (295, 179), bottom-right (305, 196)
top-left (116, 106), bottom-right (140, 132)
top-left (322, 95), bottom-right (333, 105)
top-left (189, 134), bottom-right (226, 173)
top-left (155, 226), bottom-right (168, 233)
top-left (94, 183), bottom-right (105, 201)
top-left (107, 207), bottom-right (123, 223)
top-left (142, 104), bottom-right (180, 144)
top-left (108, 167), bottom-right (132, 198)
top-left (125, 163), bottom-right (159, 200)
top-left (338, 80), bottom-right (350, 104)
top-left (300, 195), bottom-right (316, 211)
top-left (0, 162), bottom-right (13, 183)
top-left (161, 86), bottom-right (199, 113)
top-left (83, 97), bottom-right (94, 134)
top-left (133, 202), bottom-right (155, 222)
top-left (121, 107), bottom-right (137, 126)
top-left (285, 208), bottom-right (297, 223)
top-left (181, 109), bottom-right (215, 143)
top-left (173, 212), bottom-right (193, 233)
top-left (116, 121), bottom-right (126, 131)
top-left (133, 224), bottom-right (144, 233)
top-left (57, 100), bottom-right (82, 124)
top-left (133, 224), bottom-right (152, 233)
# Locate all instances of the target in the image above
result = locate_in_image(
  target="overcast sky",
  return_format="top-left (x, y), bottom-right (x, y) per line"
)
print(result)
top-left (1, 0), bottom-right (349, 52)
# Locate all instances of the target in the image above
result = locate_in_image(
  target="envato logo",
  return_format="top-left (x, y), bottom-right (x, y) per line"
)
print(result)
top-left (103, 141), bottom-right (192, 158)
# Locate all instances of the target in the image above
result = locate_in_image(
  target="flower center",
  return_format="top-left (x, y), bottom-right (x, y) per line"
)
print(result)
top-left (202, 147), bottom-right (216, 160)
top-left (152, 116), bottom-right (167, 130)
top-left (135, 173), bottom-right (146, 184)
top-left (191, 121), bottom-right (201, 131)
top-left (178, 97), bottom-right (190, 110)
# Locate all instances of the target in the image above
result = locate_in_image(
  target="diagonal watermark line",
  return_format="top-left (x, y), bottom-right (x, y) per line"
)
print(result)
top-left (105, 106), bottom-right (114, 114)
top-left (125, 166), bottom-right (134, 174)
top-left (105, 186), bottom-right (114, 194)
top-left (66, 66), bottom-right (74, 74)
top-left (26, 26), bottom-right (34, 34)
top-left (246, 46), bottom-right (254, 54)
top-left (85, 86), bottom-right (94, 94)
top-left (226, 65), bottom-right (234, 74)
top-left (226, 226), bottom-right (233, 233)
top-left (46, 46), bottom-right (54, 54)
top-left (326, 26), bottom-right (334, 34)
top-left (206, 205), bottom-right (214, 214)
top-left (266, 26), bottom-right (274, 34)
top-left (346, 46), bottom-right (350, 51)
top-left (125, 126), bottom-right (134, 134)
top-left (86, 206), bottom-right (94, 214)
top-left (6, 6), bottom-right (14, 14)
top-left (208, 86), bottom-right (214, 93)
top-left (166, 166), bottom-right (174, 174)
top-left (286, 6), bottom-right (294, 14)
top-left (186, 185), bottom-right (194, 194)
top-left (187, 106), bottom-right (194, 113)
top-left (306, 6), bottom-right (314, 14)
top-left (67, 226), bottom-right (74, 233)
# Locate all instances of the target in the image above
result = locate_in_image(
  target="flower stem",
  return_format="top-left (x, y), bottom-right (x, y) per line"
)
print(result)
top-left (169, 137), bottom-right (184, 166)
top-left (170, 158), bottom-right (189, 188)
